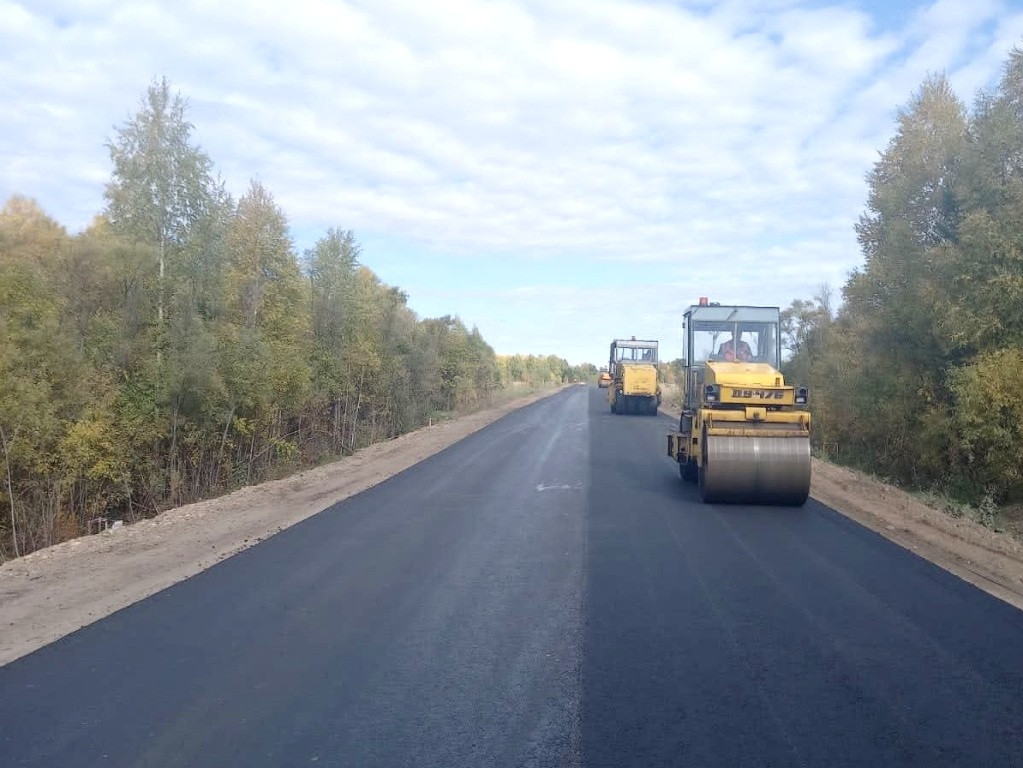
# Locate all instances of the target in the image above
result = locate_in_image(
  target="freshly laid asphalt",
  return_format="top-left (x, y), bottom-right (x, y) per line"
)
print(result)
top-left (2, 386), bottom-right (1022, 767)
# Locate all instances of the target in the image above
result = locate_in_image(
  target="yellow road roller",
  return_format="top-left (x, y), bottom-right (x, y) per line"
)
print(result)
top-left (608, 337), bottom-right (661, 415)
top-left (666, 300), bottom-right (811, 505)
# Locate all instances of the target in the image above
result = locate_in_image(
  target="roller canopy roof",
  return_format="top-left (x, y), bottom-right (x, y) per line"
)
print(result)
top-left (612, 339), bottom-right (658, 348)
top-left (684, 305), bottom-right (780, 323)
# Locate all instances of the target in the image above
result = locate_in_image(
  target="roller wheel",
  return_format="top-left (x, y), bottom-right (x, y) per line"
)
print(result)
top-left (699, 426), bottom-right (811, 506)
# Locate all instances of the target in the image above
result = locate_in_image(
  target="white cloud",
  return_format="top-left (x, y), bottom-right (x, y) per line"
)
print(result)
top-left (1, 0), bottom-right (1019, 363)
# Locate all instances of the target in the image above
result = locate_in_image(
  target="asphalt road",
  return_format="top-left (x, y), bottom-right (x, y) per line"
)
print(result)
top-left (2, 386), bottom-right (1023, 767)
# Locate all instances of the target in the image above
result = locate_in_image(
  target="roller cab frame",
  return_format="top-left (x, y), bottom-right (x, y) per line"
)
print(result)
top-left (608, 337), bottom-right (661, 416)
top-left (666, 303), bottom-right (812, 506)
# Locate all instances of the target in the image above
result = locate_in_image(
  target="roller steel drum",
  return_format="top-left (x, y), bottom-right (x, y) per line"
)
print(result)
top-left (699, 432), bottom-right (811, 506)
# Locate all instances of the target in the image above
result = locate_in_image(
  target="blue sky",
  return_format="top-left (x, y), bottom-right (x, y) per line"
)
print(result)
top-left (3, 0), bottom-right (1023, 366)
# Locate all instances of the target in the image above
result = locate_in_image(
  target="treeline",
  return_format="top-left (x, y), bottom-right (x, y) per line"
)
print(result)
top-left (783, 46), bottom-right (1023, 508)
top-left (498, 354), bottom-right (595, 386)
top-left (0, 79), bottom-right (561, 560)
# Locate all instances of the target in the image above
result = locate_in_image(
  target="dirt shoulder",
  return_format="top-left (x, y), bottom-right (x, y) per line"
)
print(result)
top-left (661, 406), bottom-right (1023, 611)
top-left (0, 385), bottom-right (575, 668)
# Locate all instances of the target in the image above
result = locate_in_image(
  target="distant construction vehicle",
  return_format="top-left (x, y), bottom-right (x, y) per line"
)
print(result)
top-left (666, 300), bottom-right (811, 505)
top-left (597, 369), bottom-right (612, 388)
top-left (608, 337), bottom-right (661, 415)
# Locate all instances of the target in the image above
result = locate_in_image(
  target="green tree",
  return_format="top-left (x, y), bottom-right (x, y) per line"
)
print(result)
top-left (848, 74), bottom-right (967, 370)
top-left (944, 49), bottom-right (1023, 355)
top-left (949, 348), bottom-right (1023, 501)
top-left (0, 200), bottom-right (78, 556)
top-left (307, 228), bottom-right (360, 449)
top-left (221, 180), bottom-right (310, 479)
top-left (834, 74), bottom-right (970, 481)
top-left (104, 76), bottom-right (220, 335)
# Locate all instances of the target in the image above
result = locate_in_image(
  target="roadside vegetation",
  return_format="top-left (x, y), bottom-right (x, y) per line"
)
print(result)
top-left (0, 78), bottom-right (592, 561)
top-left (781, 46), bottom-right (1023, 529)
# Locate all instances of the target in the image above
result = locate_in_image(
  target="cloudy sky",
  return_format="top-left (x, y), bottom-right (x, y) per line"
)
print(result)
top-left (3, 0), bottom-right (1023, 365)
